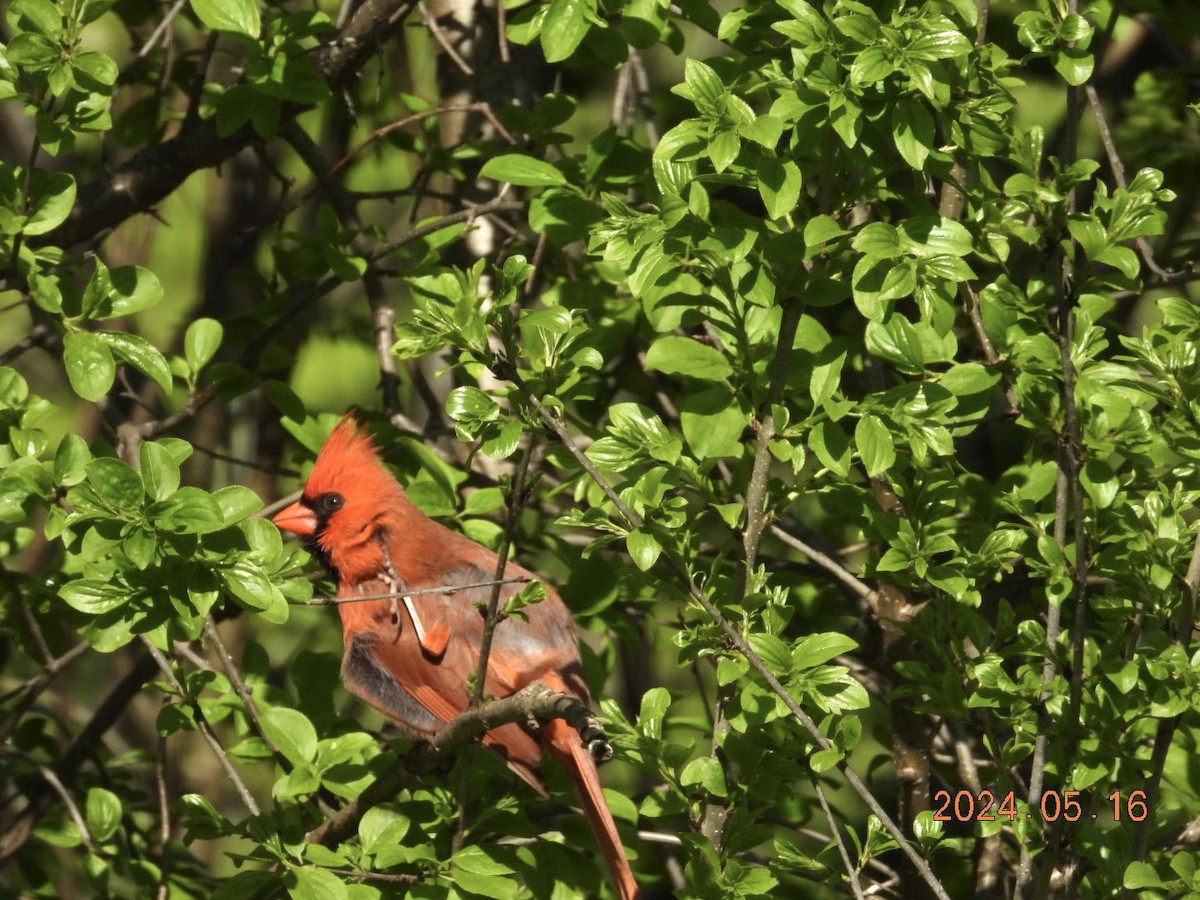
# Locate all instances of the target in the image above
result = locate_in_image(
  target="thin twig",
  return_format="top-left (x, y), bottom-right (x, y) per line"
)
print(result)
top-left (278, 121), bottom-right (421, 434)
top-left (1084, 82), bottom-right (1173, 281)
top-left (768, 524), bottom-right (874, 600)
top-left (1, 748), bottom-right (93, 846)
top-left (702, 300), bottom-right (802, 850)
top-left (305, 577), bottom-right (531, 605)
top-left (278, 103), bottom-right (515, 222)
top-left (0, 640), bottom-right (91, 745)
top-left (0, 651), bottom-right (158, 864)
top-left (1016, 26), bottom-right (1087, 893)
top-left (136, 0), bottom-right (191, 59)
top-left (421, 1), bottom-right (474, 76)
top-left (470, 439), bottom-right (538, 708)
top-left (812, 776), bottom-right (865, 899)
top-left (140, 638), bottom-right (261, 816)
top-left (155, 733), bottom-right (171, 900)
top-left (201, 617), bottom-right (269, 744)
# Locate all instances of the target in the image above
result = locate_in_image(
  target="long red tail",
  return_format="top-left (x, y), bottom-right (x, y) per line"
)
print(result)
top-left (543, 716), bottom-right (640, 900)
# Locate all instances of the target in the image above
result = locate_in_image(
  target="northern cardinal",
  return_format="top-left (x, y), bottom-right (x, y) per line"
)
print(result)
top-left (272, 416), bottom-right (638, 899)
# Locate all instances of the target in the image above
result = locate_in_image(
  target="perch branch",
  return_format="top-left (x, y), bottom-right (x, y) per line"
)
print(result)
top-left (306, 683), bottom-right (610, 846)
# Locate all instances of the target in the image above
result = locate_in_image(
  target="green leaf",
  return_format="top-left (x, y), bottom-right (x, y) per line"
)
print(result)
top-left (481, 420), bottom-right (523, 459)
top-left (746, 633), bottom-right (792, 676)
top-left (893, 98), bottom-right (934, 170)
top-left (901, 217), bottom-right (974, 257)
top-left (793, 632), bottom-right (858, 669)
top-left (60, 579), bottom-right (127, 615)
top-left (808, 420), bottom-right (850, 477)
top-left (72, 51), bottom-right (118, 87)
top-left (23, 170), bottom-right (75, 236)
top-left (446, 386), bottom-right (501, 434)
top-left (220, 558), bottom-right (282, 610)
top-left (87, 457), bottom-right (144, 509)
top-left (680, 756), bottom-right (728, 797)
top-left (803, 216), bottom-right (848, 251)
top-left (139, 441), bottom-right (180, 502)
top-left (638, 687), bottom-right (672, 734)
top-left (1054, 48), bottom-right (1093, 86)
top-left (63, 331), bottom-right (115, 401)
top-left (451, 845), bottom-right (516, 900)
top-left (480, 153), bottom-right (567, 187)
top-left (54, 434), bottom-right (90, 486)
top-left (85, 788), bottom-right (122, 842)
top-left (96, 331), bottom-right (173, 396)
top-left (540, 0), bottom-right (593, 63)
top-left (1122, 862), bottom-right (1163, 890)
top-left (106, 266), bottom-right (164, 318)
top-left (708, 128), bottom-right (740, 173)
top-left (740, 114), bottom-right (784, 148)
top-left (757, 156), bottom-right (802, 220)
top-left (287, 865), bottom-right (348, 900)
top-left (864, 317), bottom-right (925, 373)
top-left (463, 487), bottom-right (505, 516)
top-left (626, 528), bottom-right (662, 571)
top-left (213, 485), bottom-right (262, 524)
top-left (261, 707), bottom-right (318, 766)
top-left (684, 58), bottom-right (725, 111)
top-left (644, 335), bottom-right (732, 381)
top-left (680, 388), bottom-right (747, 460)
top-left (184, 317), bottom-right (223, 373)
top-left (189, 0), bottom-right (260, 37)
top-left (855, 414), bottom-right (895, 477)
top-left (852, 222), bottom-right (904, 258)
top-left (940, 362), bottom-right (1000, 396)
top-left (908, 29), bottom-right (972, 60)
top-left (11, 0), bottom-right (64, 39)
top-left (152, 486), bottom-right (226, 533)
top-left (809, 747), bottom-right (843, 773)
top-left (774, 0), bottom-right (825, 43)
top-left (809, 350), bottom-right (845, 406)
top-left (529, 189), bottom-right (604, 245)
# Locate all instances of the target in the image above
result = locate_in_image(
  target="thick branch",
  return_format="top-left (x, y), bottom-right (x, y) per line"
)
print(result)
top-left (39, 0), bottom-right (419, 250)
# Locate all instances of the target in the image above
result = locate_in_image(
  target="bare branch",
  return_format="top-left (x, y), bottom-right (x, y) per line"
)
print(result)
top-left (304, 577), bottom-right (532, 605)
top-left (768, 523), bottom-right (875, 601)
top-left (155, 734), bottom-right (171, 900)
top-left (140, 638), bottom-right (261, 816)
top-left (470, 438), bottom-right (538, 708)
top-left (812, 777), bottom-right (865, 899)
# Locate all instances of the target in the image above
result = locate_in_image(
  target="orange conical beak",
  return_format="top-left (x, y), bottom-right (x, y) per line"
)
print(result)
top-left (272, 500), bottom-right (317, 536)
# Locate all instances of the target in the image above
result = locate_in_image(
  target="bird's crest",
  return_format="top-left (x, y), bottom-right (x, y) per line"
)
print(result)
top-left (303, 414), bottom-right (395, 500)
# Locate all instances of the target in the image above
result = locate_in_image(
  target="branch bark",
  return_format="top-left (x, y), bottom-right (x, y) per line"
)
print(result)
top-left (38, 0), bottom-right (419, 252)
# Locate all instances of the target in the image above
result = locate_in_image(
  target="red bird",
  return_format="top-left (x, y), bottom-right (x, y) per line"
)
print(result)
top-left (272, 416), bottom-right (638, 899)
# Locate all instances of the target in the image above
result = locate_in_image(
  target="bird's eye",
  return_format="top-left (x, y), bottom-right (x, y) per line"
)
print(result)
top-left (316, 492), bottom-right (345, 516)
